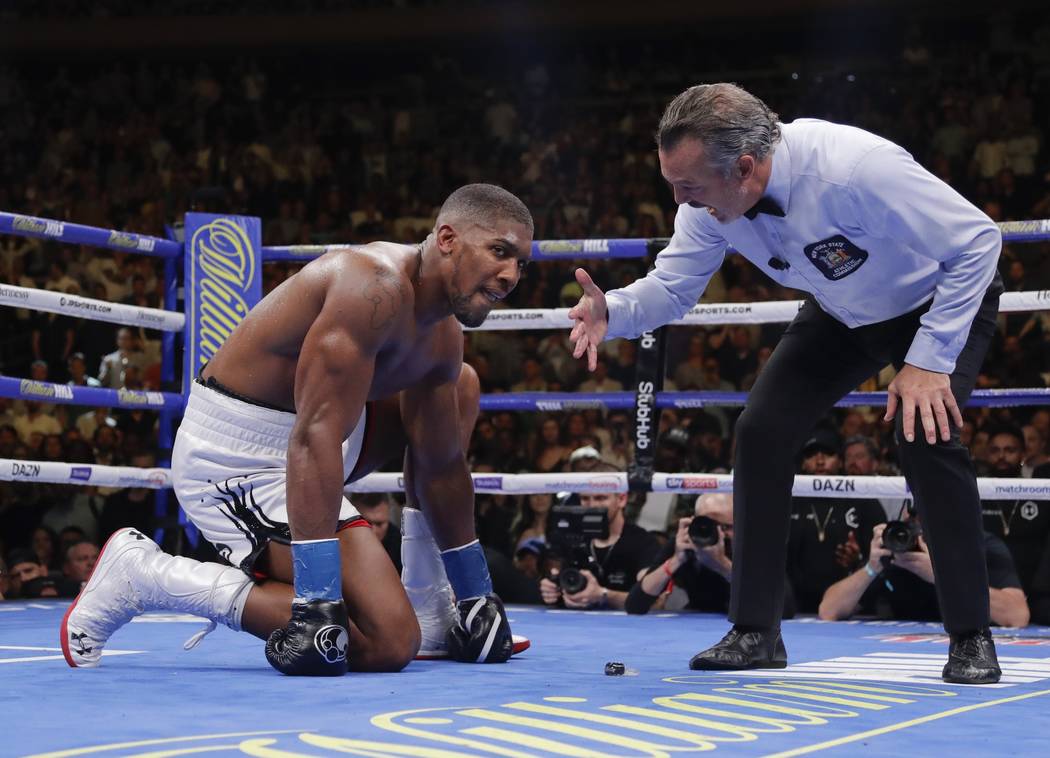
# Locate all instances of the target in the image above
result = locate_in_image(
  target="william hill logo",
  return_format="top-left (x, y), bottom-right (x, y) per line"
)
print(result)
top-left (537, 239), bottom-right (610, 255)
top-left (12, 214), bottom-right (64, 236)
top-left (190, 218), bottom-right (256, 361)
top-left (117, 389), bottom-right (163, 406)
top-left (286, 245), bottom-right (327, 255)
top-left (19, 380), bottom-right (73, 400)
top-left (107, 230), bottom-right (155, 252)
top-left (118, 389), bottom-right (149, 405)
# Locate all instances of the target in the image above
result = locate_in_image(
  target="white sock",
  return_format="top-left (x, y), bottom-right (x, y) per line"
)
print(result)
top-left (136, 551), bottom-right (254, 636)
top-left (401, 508), bottom-right (457, 652)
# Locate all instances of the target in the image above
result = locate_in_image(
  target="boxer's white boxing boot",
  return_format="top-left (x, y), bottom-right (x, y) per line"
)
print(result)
top-left (62, 528), bottom-right (254, 667)
top-left (401, 509), bottom-right (531, 659)
top-left (401, 508), bottom-right (458, 659)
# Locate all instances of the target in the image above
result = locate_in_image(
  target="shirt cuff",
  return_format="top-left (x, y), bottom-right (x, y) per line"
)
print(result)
top-left (604, 293), bottom-right (631, 340)
top-left (903, 329), bottom-right (958, 375)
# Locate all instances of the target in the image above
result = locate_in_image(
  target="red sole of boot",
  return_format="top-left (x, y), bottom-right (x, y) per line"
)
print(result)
top-left (60, 528), bottom-right (133, 667)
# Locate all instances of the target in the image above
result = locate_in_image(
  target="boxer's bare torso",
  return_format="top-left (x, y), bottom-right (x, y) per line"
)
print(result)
top-left (203, 242), bottom-right (461, 414)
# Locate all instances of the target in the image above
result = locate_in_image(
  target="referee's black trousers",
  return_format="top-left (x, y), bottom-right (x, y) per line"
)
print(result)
top-left (729, 275), bottom-right (1003, 633)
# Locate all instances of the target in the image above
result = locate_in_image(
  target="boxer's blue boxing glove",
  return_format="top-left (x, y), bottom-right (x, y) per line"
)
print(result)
top-left (441, 540), bottom-right (513, 663)
top-left (265, 539), bottom-right (349, 676)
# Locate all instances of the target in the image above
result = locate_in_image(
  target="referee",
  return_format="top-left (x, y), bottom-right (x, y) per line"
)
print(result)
top-left (567, 83), bottom-right (1004, 684)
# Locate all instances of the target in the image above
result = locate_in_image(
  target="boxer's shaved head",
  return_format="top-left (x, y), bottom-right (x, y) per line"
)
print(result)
top-left (431, 183), bottom-right (534, 329)
top-left (437, 183), bottom-right (533, 236)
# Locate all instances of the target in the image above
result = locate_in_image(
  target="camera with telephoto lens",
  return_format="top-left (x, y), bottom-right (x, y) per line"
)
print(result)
top-left (881, 520), bottom-right (922, 553)
top-left (547, 495), bottom-right (609, 596)
top-left (687, 515), bottom-right (720, 548)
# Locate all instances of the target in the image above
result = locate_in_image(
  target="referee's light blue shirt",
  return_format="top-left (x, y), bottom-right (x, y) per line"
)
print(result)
top-left (604, 119), bottom-right (1002, 374)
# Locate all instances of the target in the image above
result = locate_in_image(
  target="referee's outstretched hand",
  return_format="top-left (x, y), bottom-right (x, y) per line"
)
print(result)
top-left (568, 267), bottom-right (608, 372)
top-left (884, 364), bottom-right (962, 445)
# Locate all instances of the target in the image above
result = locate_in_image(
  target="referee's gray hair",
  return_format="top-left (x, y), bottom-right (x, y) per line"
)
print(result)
top-left (657, 83), bottom-right (782, 176)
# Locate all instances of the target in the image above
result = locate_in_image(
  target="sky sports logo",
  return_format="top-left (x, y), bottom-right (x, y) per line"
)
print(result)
top-left (666, 477), bottom-right (720, 490)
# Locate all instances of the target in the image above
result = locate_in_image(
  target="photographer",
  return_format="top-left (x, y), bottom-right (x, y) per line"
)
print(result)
top-left (627, 493), bottom-right (732, 614)
top-left (539, 461), bottom-right (661, 609)
top-left (787, 427), bottom-right (886, 612)
top-left (627, 494), bottom-right (796, 617)
top-left (819, 508), bottom-right (1030, 627)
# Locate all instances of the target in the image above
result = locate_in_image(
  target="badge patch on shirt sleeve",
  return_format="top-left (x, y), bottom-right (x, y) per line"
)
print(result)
top-left (803, 235), bottom-right (869, 280)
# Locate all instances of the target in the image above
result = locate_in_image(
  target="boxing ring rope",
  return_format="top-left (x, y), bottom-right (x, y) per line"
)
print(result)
top-left (476, 388), bottom-right (1050, 412)
top-left (0, 283), bottom-right (185, 332)
top-left (0, 376), bottom-right (184, 411)
top-left (5, 458), bottom-right (1050, 501)
top-left (456, 289), bottom-right (1050, 333)
top-left (0, 457), bottom-right (171, 488)
top-left (2, 210), bottom-right (1050, 505)
top-left (347, 471), bottom-right (1050, 500)
top-left (260, 238), bottom-right (660, 263)
top-left (0, 212), bottom-right (183, 258)
top-left (258, 218), bottom-right (1050, 262)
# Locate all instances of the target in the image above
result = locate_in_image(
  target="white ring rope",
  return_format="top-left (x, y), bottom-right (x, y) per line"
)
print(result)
top-left (347, 471), bottom-right (1050, 499)
top-left (6, 458), bottom-right (1044, 500)
top-left (6, 276), bottom-right (1039, 334)
top-left (1, 457), bottom-right (171, 489)
top-left (0, 282), bottom-right (184, 331)
top-left (467, 290), bottom-right (1050, 330)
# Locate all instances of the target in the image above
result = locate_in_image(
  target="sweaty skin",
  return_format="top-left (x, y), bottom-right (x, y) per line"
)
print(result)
top-left (202, 222), bottom-right (531, 550)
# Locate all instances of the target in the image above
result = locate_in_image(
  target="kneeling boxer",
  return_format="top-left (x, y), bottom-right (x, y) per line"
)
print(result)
top-left (62, 184), bottom-right (532, 675)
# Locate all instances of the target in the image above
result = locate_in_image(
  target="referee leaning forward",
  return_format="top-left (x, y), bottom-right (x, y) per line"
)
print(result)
top-left (566, 82), bottom-right (1005, 684)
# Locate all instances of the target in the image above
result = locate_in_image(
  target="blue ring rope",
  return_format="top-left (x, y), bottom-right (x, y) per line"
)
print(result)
top-left (0, 211), bottom-right (181, 258)
top-left (478, 388), bottom-right (1050, 412)
top-left (6, 381), bottom-right (1043, 415)
top-left (261, 220), bottom-right (1050, 262)
top-left (0, 376), bottom-right (184, 411)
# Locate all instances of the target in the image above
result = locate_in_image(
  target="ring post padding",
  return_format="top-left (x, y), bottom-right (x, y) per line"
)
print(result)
top-left (629, 328), bottom-right (665, 492)
top-left (182, 213), bottom-right (263, 396)
top-left (157, 232), bottom-right (182, 548)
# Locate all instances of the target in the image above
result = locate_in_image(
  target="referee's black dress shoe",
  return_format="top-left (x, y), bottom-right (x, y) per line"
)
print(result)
top-left (942, 628), bottom-right (1001, 684)
top-left (689, 625), bottom-right (788, 671)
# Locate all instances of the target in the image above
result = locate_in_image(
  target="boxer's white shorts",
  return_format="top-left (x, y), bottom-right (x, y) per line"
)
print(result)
top-left (172, 380), bottom-right (365, 572)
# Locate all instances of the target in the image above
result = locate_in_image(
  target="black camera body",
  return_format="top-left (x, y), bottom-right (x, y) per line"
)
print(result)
top-left (547, 503), bottom-right (609, 595)
top-left (688, 515), bottom-right (720, 548)
top-left (882, 519), bottom-right (921, 553)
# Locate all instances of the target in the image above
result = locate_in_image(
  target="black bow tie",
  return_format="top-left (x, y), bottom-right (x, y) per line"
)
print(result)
top-left (744, 197), bottom-right (785, 220)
